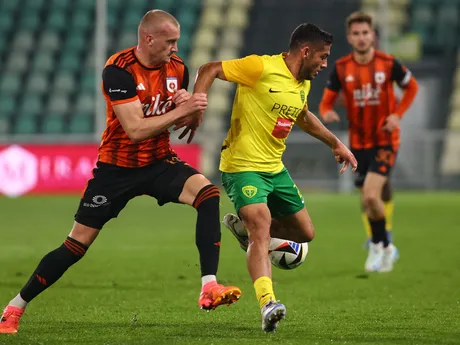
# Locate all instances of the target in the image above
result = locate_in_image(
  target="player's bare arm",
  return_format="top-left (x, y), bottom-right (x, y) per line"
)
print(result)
top-left (296, 109), bottom-right (357, 174)
top-left (194, 62), bottom-right (228, 92)
top-left (173, 62), bottom-right (227, 142)
top-left (114, 93), bottom-right (207, 143)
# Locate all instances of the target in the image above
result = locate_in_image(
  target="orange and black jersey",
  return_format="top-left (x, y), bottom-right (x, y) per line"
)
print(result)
top-left (319, 50), bottom-right (418, 150)
top-left (98, 47), bottom-right (189, 168)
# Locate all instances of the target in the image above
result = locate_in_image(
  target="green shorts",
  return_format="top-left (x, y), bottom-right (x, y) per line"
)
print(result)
top-left (221, 168), bottom-right (305, 218)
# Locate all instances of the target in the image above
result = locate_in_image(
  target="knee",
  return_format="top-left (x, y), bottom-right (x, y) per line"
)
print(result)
top-left (242, 211), bottom-right (271, 243)
top-left (193, 184), bottom-right (220, 210)
top-left (69, 221), bottom-right (99, 247)
top-left (303, 227), bottom-right (315, 242)
top-left (295, 225), bottom-right (315, 243)
top-left (362, 192), bottom-right (380, 209)
top-left (381, 182), bottom-right (392, 202)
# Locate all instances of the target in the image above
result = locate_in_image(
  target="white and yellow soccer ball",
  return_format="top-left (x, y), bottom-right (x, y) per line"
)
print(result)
top-left (269, 238), bottom-right (309, 270)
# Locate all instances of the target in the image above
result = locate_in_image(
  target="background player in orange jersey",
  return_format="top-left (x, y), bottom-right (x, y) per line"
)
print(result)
top-left (319, 12), bottom-right (418, 272)
top-left (0, 10), bottom-right (241, 335)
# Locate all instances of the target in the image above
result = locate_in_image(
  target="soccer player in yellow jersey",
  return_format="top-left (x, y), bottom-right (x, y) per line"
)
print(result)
top-left (177, 24), bottom-right (358, 332)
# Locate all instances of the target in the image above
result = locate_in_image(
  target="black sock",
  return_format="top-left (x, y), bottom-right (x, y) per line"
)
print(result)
top-left (368, 218), bottom-right (389, 247)
top-left (20, 237), bottom-right (88, 302)
top-left (193, 184), bottom-right (221, 277)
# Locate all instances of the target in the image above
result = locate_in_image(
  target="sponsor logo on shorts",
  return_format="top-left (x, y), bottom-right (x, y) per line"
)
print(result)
top-left (83, 195), bottom-right (109, 208)
top-left (242, 185), bottom-right (257, 198)
top-left (293, 184), bottom-right (304, 203)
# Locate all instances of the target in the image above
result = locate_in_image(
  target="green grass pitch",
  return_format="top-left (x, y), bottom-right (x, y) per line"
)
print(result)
top-left (0, 192), bottom-right (459, 345)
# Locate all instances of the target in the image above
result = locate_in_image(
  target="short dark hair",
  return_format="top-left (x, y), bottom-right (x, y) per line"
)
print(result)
top-left (289, 23), bottom-right (333, 50)
top-left (346, 12), bottom-right (373, 31)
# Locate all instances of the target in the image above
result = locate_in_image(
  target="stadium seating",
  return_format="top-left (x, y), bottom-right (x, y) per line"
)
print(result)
top-left (362, 0), bottom-right (410, 40)
top-left (0, 0), bottom-right (201, 136)
top-left (187, 0), bottom-right (253, 174)
top-left (410, 0), bottom-right (460, 51)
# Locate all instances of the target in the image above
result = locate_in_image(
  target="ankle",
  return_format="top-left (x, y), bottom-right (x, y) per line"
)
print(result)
top-left (201, 280), bottom-right (218, 291)
top-left (8, 294), bottom-right (27, 310)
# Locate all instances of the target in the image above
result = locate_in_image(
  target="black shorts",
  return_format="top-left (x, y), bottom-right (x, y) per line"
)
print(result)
top-left (351, 146), bottom-right (397, 188)
top-left (74, 155), bottom-right (200, 229)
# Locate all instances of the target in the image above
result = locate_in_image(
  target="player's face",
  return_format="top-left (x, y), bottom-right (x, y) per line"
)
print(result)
top-left (147, 22), bottom-right (180, 64)
top-left (347, 22), bottom-right (374, 54)
top-left (300, 44), bottom-right (331, 80)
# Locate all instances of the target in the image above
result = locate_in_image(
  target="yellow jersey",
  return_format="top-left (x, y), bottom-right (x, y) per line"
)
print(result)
top-left (220, 54), bottom-right (310, 173)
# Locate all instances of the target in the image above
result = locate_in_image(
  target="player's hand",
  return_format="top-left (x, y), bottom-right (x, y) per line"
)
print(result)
top-left (332, 141), bottom-right (358, 174)
top-left (174, 111), bottom-right (203, 144)
top-left (322, 110), bottom-right (340, 124)
top-left (173, 89), bottom-right (191, 107)
top-left (181, 93), bottom-right (207, 116)
top-left (382, 114), bottom-right (400, 133)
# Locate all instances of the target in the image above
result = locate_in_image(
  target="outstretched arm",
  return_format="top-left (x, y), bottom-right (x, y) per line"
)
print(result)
top-left (173, 62), bottom-right (227, 143)
top-left (296, 109), bottom-right (357, 174)
top-left (103, 65), bottom-right (207, 143)
top-left (194, 62), bottom-right (228, 93)
top-left (176, 55), bottom-right (265, 143)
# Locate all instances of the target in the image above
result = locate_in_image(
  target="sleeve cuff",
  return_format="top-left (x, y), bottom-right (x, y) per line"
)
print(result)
top-left (111, 95), bottom-right (139, 106)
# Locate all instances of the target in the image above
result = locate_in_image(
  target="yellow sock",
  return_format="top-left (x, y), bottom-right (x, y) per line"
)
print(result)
top-left (361, 212), bottom-right (372, 238)
top-left (254, 276), bottom-right (275, 308)
top-left (384, 200), bottom-right (394, 231)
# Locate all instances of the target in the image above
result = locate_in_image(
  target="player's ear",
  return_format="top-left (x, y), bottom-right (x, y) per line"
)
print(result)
top-left (303, 46), bottom-right (310, 59)
top-left (146, 34), bottom-right (154, 46)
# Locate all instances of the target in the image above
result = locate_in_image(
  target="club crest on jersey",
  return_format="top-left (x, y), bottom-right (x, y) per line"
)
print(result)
top-left (300, 90), bottom-right (305, 104)
top-left (374, 72), bottom-right (386, 84)
top-left (242, 186), bottom-right (257, 198)
top-left (166, 77), bottom-right (178, 93)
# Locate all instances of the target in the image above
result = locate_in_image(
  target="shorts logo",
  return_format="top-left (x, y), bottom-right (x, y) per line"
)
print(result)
top-left (83, 195), bottom-right (109, 208)
top-left (242, 185), bottom-right (257, 198)
top-left (293, 184), bottom-right (304, 204)
top-left (92, 195), bottom-right (108, 205)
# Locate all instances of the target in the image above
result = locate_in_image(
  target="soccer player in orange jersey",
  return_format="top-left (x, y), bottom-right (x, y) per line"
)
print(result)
top-left (0, 10), bottom-right (241, 334)
top-left (319, 12), bottom-right (418, 272)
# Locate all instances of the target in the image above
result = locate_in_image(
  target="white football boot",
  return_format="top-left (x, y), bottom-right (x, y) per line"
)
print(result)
top-left (365, 242), bottom-right (384, 272)
top-left (261, 300), bottom-right (286, 332)
top-left (379, 243), bottom-right (397, 272)
top-left (222, 213), bottom-right (249, 251)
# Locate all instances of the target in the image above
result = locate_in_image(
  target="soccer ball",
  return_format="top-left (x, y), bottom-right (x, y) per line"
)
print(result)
top-left (269, 238), bottom-right (309, 270)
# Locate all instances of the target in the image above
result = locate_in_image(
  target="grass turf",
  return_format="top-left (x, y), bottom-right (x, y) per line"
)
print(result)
top-left (0, 192), bottom-right (459, 345)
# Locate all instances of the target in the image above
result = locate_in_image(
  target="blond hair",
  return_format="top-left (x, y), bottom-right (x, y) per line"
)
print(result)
top-left (138, 9), bottom-right (179, 34)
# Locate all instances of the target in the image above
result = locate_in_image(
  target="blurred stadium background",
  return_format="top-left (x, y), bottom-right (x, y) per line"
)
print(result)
top-left (0, 0), bottom-right (459, 196)
top-left (0, 0), bottom-right (460, 196)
